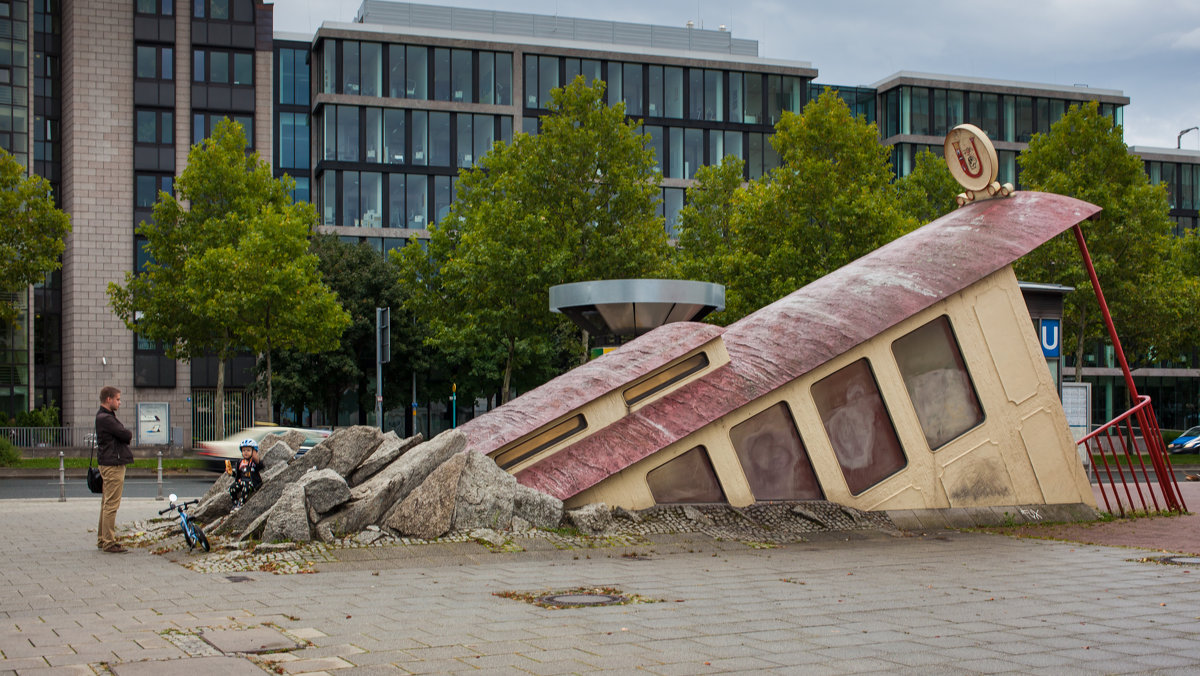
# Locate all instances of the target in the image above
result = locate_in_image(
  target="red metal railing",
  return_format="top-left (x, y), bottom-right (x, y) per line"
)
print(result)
top-left (1077, 396), bottom-right (1186, 516)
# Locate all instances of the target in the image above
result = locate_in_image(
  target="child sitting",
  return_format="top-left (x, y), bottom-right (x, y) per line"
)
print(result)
top-left (227, 439), bottom-right (264, 509)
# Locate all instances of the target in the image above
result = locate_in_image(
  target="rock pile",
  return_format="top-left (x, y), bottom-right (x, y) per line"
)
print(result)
top-left (196, 426), bottom-right (566, 544)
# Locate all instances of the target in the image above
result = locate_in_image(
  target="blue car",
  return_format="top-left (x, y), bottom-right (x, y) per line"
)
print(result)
top-left (1167, 426), bottom-right (1200, 454)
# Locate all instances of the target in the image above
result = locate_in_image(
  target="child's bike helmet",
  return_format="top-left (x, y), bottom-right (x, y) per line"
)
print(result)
top-left (239, 438), bottom-right (259, 451)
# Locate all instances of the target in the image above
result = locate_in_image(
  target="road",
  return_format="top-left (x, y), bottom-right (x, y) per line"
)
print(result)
top-left (0, 476), bottom-right (216, 500)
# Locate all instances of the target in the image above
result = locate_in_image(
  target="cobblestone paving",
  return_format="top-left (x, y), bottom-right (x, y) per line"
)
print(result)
top-left (4, 498), bottom-right (1199, 675)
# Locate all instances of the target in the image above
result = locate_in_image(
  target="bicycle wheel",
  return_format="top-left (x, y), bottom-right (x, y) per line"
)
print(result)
top-left (182, 520), bottom-right (196, 549)
top-left (194, 525), bottom-right (210, 552)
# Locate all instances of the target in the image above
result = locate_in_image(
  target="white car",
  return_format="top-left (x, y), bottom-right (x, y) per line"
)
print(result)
top-left (195, 426), bottom-right (331, 470)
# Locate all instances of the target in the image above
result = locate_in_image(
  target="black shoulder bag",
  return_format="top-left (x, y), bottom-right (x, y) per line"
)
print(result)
top-left (87, 429), bottom-right (103, 494)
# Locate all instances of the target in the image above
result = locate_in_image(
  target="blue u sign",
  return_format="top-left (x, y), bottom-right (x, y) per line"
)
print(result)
top-left (1040, 319), bottom-right (1061, 357)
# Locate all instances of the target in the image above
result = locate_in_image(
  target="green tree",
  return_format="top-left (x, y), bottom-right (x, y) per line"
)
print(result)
top-left (895, 148), bottom-right (962, 225)
top-left (109, 119), bottom-right (347, 437)
top-left (397, 77), bottom-right (670, 403)
top-left (267, 235), bottom-right (420, 426)
top-left (0, 149), bottom-right (71, 327)
top-left (674, 155), bottom-right (745, 323)
top-left (721, 90), bottom-right (914, 319)
top-left (1014, 101), bottom-right (1192, 381)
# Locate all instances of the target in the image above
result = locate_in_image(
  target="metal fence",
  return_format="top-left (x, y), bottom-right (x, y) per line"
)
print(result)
top-left (1079, 395), bottom-right (1187, 516)
top-left (0, 427), bottom-right (93, 448)
top-left (191, 389), bottom-right (253, 443)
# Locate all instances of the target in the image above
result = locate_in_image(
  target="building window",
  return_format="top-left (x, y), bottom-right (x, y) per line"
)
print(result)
top-left (646, 446), bottom-right (725, 504)
top-left (136, 44), bottom-right (173, 81)
top-left (193, 113), bottom-right (252, 147)
top-left (135, 173), bottom-right (174, 208)
top-left (476, 51), bottom-right (512, 106)
top-left (406, 45), bottom-right (428, 99)
top-left (136, 0), bottom-right (174, 15)
top-left (194, 0), bottom-right (251, 22)
top-left (811, 358), bottom-right (907, 495)
top-left (730, 402), bottom-right (822, 501)
top-left (278, 112), bottom-right (308, 170)
top-left (892, 316), bottom-right (984, 450)
top-left (134, 335), bottom-right (176, 388)
top-left (193, 49), bottom-right (253, 86)
top-left (135, 109), bottom-right (173, 144)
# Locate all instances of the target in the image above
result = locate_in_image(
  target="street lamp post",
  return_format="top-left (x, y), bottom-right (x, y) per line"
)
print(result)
top-left (1178, 126), bottom-right (1198, 149)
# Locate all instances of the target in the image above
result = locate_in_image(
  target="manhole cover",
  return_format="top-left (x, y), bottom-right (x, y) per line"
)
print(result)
top-left (537, 592), bottom-right (627, 607)
top-left (1161, 556), bottom-right (1200, 566)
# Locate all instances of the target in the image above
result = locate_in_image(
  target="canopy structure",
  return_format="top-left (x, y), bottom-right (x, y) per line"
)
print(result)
top-left (549, 279), bottom-right (725, 338)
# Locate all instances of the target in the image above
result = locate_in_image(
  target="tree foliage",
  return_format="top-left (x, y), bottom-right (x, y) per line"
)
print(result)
top-left (108, 119), bottom-right (348, 436)
top-left (676, 90), bottom-right (914, 321)
top-left (267, 235), bottom-right (421, 426)
top-left (673, 155), bottom-right (745, 322)
top-left (0, 149), bottom-right (71, 327)
top-left (1014, 101), bottom-right (1192, 378)
top-left (396, 77), bottom-right (670, 402)
top-left (894, 148), bottom-right (962, 225)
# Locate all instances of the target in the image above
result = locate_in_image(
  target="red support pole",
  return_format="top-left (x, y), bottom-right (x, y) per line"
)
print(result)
top-left (1071, 224), bottom-right (1184, 513)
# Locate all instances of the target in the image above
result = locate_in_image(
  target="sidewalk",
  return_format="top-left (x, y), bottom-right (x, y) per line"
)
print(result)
top-left (2, 498), bottom-right (1198, 674)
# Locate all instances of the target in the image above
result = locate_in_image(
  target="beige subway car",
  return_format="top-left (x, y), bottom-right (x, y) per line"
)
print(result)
top-left (459, 192), bottom-right (1100, 515)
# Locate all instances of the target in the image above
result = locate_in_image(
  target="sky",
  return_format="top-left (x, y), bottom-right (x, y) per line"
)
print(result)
top-left (269, 0), bottom-right (1200, 150)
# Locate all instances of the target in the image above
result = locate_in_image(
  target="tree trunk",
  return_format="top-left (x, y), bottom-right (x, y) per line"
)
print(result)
top-left (580, 329), bottom-right (589, 366)
top-left (215, 356), bottom-right (226, 440)
top-left (501, 337), bottom-right (515, 405)
top-left (265, 349), bottom-right (273, 422)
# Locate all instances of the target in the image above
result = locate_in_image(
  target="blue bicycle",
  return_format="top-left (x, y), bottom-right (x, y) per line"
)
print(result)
top-left (158, 493), bottom-right (210, 552)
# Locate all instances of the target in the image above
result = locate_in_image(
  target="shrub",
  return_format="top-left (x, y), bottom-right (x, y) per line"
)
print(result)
top-left (0, 438), bottom-right (20, 466)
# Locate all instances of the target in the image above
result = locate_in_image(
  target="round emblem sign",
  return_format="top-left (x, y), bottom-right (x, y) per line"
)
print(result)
top-left (944, 124), bottom-right (998, 192)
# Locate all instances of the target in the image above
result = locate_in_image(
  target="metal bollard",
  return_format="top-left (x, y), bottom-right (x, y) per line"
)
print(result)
top-left (59, 450), bottom-right (66, 502)
top-left (156, 449), bottom-right (163, 500)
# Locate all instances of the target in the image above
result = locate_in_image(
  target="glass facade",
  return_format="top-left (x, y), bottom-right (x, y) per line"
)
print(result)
top-left (1145, 158), bottom-right (1200, 235)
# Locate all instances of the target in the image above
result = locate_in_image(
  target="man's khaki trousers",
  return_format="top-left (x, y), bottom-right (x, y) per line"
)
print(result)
top-left (97, 465), bottom-right (126, 549)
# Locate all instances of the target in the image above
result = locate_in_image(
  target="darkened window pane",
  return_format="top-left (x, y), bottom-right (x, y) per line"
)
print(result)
top-left (728, 73), bottom-right (742, 123)
top-left (911, 86), bottom-right (929, 136)
top-left (337, 105), bottom-right (358, 162)
top-left (387, 173), bottom-right (404, 227)
top-left (477, 51), bottom-right (493, 104)
top-left (812, 359), bottom-right (907, 495)
top-left (210, 51), bottom-right (229, 84)
top-left (433, 48), bottom-right (450, 101)
top-left (342, 170), bottom-right (359, 226)
top-left (451, 49), bottom-right (471, 102)
top-left (429, 111), bottom-right (450, 166)
top-left (343, 41), bottom-right (359, 94)
top-left (892, 316), bottom-right (984, 449)
top-left (364, 107), bottom-right (381, 163)
top-left (456, 113), bottom-right (473, 168)
top-left (473, 113), bottom-right (493, 164)
top-left (538, 55), bottom-right (558, 109)
top-left (684, 127), bottom-right (703, 179)
top-left (406, 173), bottom-right (427, 227)
top-left (232, 52), bottom-right (251, 85)
top-left (411, 110), bottom-right (427, 165)
top-left (406, 46), bottom-right (427, 99)
top-left (688, 68), bottom-right (703, 120)
top-left (661, 67), bottom-right (684, 119)
top-left (648, 65), bottom-right (662, 117)
top-left (388, 44), bottom-right (404, 98)
top-left (623, 62), bottom-right (641, 116)
top-left (136, 45), bottom-right (156, 79)
top-left (744, 72), bottom-right (762, 124)
top-left (495, 53), bottom-right (512, 105)
top-left (730, 402), bottom-right (822, 501)
top-left (704, 69), bottom-right (722, 121)
top-left (361, 42), bottom-right (381, 97)
top-left (136, 110), bottom-right (156, 143)
top-left (646, 446), bottom-right (724, 503)
top-left (383, 108), bottom-right (404, 163)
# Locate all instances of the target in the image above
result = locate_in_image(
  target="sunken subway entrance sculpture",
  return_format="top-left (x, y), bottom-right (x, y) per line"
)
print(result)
top-left (458, 126), bottom-right (1184, 517)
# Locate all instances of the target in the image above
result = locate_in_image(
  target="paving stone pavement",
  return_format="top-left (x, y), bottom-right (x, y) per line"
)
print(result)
top-left (2, 498), bottom-right (1199, 675)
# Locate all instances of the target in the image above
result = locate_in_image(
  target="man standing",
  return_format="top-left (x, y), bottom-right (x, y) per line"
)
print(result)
top-left (95, 386), bottom-right (133, 553)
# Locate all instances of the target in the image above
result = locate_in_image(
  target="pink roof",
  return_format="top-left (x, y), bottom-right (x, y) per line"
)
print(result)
top-left (471, 192), bottom-right (1101, 500)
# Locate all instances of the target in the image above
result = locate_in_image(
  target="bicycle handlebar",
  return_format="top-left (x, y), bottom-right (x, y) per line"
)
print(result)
top-left (157, 498), bottom-right (201, 515)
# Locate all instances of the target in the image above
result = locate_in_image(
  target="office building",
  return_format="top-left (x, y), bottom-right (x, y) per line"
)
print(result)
top-left (2, 0), bottom-right (1198, 442)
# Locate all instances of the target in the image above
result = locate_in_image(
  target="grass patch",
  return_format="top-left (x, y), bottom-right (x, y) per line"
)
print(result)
top-left (9, 457), bottom-right (208, 471)
top-left (1090, 453), bottom-right (1198, 467)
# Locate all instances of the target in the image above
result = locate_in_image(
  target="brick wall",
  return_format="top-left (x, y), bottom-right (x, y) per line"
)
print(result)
top-left (60, 0), bottom-right (135, 430)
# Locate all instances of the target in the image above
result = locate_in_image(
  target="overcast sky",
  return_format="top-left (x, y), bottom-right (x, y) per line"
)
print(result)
top-left (270, 0), bottom-right (1200, 150)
